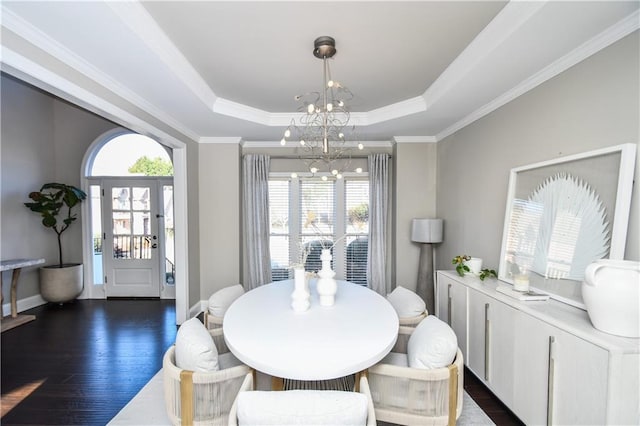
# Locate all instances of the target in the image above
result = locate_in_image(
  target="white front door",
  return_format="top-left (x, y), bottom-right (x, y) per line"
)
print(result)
top-left (103, 180), bottom-right (160, 297)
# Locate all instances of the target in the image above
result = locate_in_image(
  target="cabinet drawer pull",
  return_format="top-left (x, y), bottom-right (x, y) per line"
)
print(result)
top-left (547, 336), bottom-right (556, 426)
top-left (484, 303), bottom-right (490, 381)
top-left (447, 284), bottom-right (452, 326)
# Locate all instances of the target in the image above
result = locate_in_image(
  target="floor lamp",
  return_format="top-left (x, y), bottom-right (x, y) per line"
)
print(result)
top-left (411, 218), bottom-right (443, 314)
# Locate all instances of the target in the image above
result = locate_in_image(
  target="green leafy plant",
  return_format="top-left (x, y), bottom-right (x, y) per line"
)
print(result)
top-left (452, 255), bottom-right (498, 281)
top-left (24, 183), bottom-right (87, 268)
top-left (452, 254), bottom-right (471, 276)
top-left (479, 268), bottom-right (498, 281)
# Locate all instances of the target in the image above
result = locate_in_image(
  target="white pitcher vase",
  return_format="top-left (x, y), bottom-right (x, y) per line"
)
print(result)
top-left (316, 249), bottom-right (337, 306)
top-left (582, 259), bottom-right (640, 338)
top-left (291, 267), bottom-right (310, 312)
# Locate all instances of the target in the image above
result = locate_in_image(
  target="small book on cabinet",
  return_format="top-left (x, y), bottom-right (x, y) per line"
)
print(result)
top-left (496, 285), bottom-right (550, 301)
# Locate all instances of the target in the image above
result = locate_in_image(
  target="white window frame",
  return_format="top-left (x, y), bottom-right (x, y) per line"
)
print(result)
top-left (269, 172), bottom-right (369, 282)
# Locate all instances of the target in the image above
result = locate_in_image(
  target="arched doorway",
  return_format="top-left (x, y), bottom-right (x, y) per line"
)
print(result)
top-left (83, 130), bottom-right (175, 299)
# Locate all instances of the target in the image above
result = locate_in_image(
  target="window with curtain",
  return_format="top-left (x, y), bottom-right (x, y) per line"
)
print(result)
top-left (268, 176), bottom-right (369, 285)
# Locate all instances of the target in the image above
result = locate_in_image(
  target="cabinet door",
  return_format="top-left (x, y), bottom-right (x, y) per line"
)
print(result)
top-left (553, 328), bottom-right (608, 425)
top-left (513, 313), bottom-right (555, 425)
top-left (468, 290), bottom-right (516, 407)
top-left (436, 274), bottom-right (468, 359)
top-left (514, 313), bottom-right (608, 425)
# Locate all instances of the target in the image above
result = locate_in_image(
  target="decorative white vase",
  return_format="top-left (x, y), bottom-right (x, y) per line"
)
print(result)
top-left (316, 249), bottom-right (337, 306)
top-left (291, 267), bottom-right (310, 312)
top-left (582, 259), bottom-right (640, 338)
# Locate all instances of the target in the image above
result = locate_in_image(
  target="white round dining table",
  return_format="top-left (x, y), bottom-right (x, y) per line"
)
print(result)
top-left (223, 279), bottom-right (399, 380)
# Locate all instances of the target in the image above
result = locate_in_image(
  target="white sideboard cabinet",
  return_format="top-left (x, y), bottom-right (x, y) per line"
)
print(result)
top-left (435, 271), bottom-right (640, 425)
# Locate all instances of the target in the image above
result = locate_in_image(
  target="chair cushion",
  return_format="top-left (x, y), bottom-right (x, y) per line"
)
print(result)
top-left (208, 284), bottom-right (245, 317)
top-left (407, 315), bottom-right (457, 369)
top-left (386, 286), bottom-right (426, 318)
top-left (380, 351), bottom-right (409, 367)
top-left (237, 390), bottom-right (368, 425)
top-left (218, 352), bottom-right (244, 370)
top-left (174, 317), bottom-right (219, 372)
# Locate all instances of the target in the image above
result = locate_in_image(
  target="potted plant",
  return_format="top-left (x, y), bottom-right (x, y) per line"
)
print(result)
top-left (452, 254), bottom-right (498, 281)
top-left (24, 182), bottom-right (87, 303)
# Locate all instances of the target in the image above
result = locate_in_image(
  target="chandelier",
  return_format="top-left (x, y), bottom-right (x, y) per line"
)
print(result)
top-left (280, 36), bottom-right (363, 180)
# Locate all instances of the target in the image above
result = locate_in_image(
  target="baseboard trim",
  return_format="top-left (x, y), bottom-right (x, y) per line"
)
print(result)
top-left (189, 300), bottom-right (206, 319)
top-left (2, 294), bottom-right (47, 317)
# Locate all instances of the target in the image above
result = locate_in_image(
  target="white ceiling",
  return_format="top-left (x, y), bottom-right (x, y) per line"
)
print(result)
top-left (1, 1), bottom-right (638, 145)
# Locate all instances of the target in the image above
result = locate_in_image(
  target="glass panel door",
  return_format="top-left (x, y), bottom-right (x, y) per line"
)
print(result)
top-left (103, 180), bottom-right (159, 297)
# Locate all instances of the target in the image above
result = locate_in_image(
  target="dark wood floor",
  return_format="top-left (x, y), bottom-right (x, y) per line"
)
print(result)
top-left (2, 299), bottom-right (523, 425)
top-left (1, 299), bottom-right (177, 426)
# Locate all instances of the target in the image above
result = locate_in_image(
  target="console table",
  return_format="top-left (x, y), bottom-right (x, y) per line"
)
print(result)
top-left (1, 258), bottom-right (45, 332)
top-left (435, 270), bottom-right (639, 425)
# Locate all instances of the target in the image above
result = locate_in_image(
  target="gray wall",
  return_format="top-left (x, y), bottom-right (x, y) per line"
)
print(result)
top-left (1, 75), bottom-right (202, 313)
top-left (198, 143), bottom-right (241, 301)
top-left (393, 142), bottom-right (438, 291)
top-left (1, 75), bottom-right (114, 306)
top-left (436, 31), bottom-right (640, 273)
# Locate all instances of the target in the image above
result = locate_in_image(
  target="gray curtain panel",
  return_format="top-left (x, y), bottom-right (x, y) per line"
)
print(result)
top-left (243, 154), bottom-right (272, 289)
top-left (367, 153), bottom-right (391, 295)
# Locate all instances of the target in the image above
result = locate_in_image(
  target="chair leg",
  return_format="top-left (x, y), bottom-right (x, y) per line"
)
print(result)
top-left (271, 376), bottom-right (284, 391)
top-left (180, 370), bottom-right (194, 426)
top-left (447, 364), bottom-right (458, 426)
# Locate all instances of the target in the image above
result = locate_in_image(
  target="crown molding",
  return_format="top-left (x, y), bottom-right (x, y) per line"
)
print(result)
top-left (213, 98), bottom-right (272, 125)
top-left (422, 1), bottom-right (546, 108)
top-left (393, 136), bottom-right (437, 144)
top-left (1, 46), bottom-right (188, 150)
top-left (436, 8), bottom-right (640, 142)
top-left (105, 2), bottom-right (218, 111)
top-left (365, 97), bottom-right (427, 125)
top-left (0, 5), bottom-right (200, 143)
top-left (242, 140), bottom-right (393, 149)
top-left (199, 137), bottom-right (243, 144)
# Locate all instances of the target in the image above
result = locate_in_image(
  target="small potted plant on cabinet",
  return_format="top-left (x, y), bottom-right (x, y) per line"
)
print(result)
top-left (452, 254), bottom-right (498, 281)
top-left (24, 183), bottom-right (87, 303)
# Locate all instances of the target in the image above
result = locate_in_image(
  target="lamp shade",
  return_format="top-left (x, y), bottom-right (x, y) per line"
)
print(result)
top-left (411, 218), bottom-right (443, 243)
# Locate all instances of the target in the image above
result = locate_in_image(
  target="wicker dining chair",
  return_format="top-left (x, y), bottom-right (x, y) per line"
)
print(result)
top-left (203, 284), bottom-right (245, 330)
top-left (228, 372), bottom-right (376, 426)
top-left (367, 322), bottom-right (463, 426)
top-left (387, 286), bottom-right (429, 327)
top-left (163, 323), bottom-right (250, 426)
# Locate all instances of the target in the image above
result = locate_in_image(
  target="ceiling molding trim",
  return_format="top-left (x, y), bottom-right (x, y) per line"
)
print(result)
top-left (0, 6), bottom-right (199, 142)
top-left (435, 8), bottom-right (640, 142)
top-left (364, 97), bottom-right (427, 125)
top-left (199, 137), bottom-right (243, 144)
top-left (1, 46), bottom-right (188, 150)
top-left (242, 140), bottom-right (393, 149)
top-left (105, 2), bottom-right (218, 110)
top-left (421, 1), bottom-right (546, 108)
top-left (213, 97), bottom-right (272, 125)
top-left (217, 106), bottom-right (408, 128)
top-left (394, 136), bottom-right (438, 144)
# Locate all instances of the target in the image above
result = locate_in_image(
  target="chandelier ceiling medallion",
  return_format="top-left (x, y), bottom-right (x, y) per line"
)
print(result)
top-left (280, 36), bottom-right (363, 180)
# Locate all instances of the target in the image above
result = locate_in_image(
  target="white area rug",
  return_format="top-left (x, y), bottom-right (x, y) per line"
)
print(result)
top-left (108, 370), bottom-right (495, 425)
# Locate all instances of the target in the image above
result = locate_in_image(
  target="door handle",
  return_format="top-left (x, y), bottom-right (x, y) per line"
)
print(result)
top-left (151, 243), bottom-right (158, 249)
top-left (547, 336), bottom-right (556, 426)
top-left (484, 303), bottom-right (490, 381)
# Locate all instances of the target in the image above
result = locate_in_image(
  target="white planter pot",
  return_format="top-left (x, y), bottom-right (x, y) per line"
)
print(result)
top-left (40, 263), bottom-right (83, 303)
